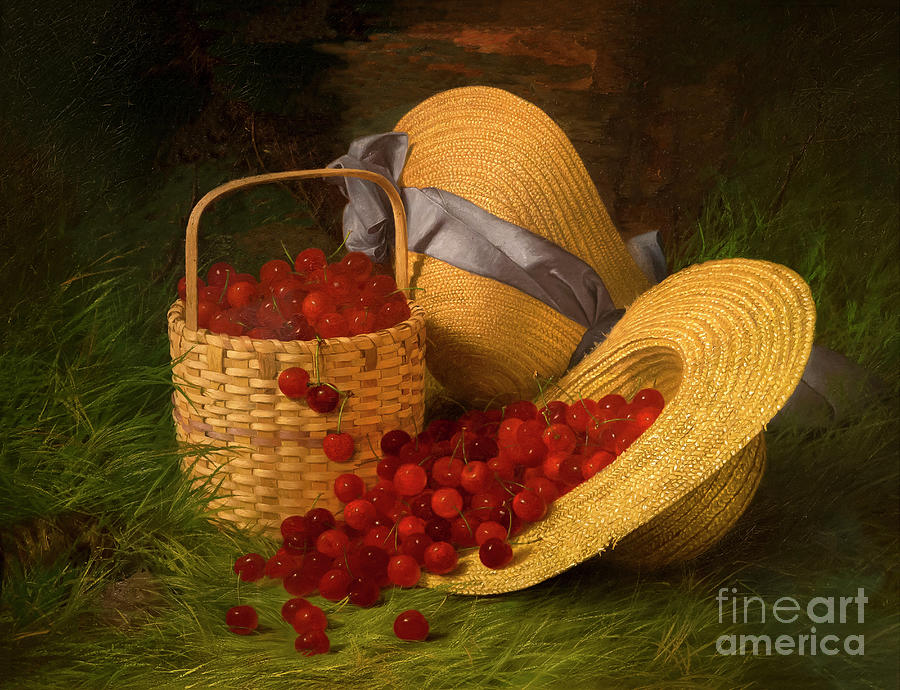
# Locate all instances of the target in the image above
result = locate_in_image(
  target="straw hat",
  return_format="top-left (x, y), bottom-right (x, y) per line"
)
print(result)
top-left (395, 86), bottom-right (652, 406)
top-left (419, 258), bottom-right (815, 594)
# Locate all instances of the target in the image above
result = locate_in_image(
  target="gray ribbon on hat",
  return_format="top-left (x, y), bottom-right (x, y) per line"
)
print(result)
top-left (327, 132), bottom-right (887, 429)
top-left (327, 131), bottom-right (666, 369)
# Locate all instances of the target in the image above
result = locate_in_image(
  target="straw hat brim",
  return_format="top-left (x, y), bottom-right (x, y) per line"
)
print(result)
top-left (419, 258), bottom-right (815, 594)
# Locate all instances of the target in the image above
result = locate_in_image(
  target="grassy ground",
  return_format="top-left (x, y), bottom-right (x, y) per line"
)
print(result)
top-left (1, 3), bottom-right (897, 688)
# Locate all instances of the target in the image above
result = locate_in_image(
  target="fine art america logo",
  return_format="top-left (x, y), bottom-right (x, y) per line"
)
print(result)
top-left (715, 587), bottom-right (867, 656)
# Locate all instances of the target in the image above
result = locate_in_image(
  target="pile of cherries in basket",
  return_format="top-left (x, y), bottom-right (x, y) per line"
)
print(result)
top-left (225, 388), bottom-right (666, 655)
top-left (177, 249), bottom-right (411, 339)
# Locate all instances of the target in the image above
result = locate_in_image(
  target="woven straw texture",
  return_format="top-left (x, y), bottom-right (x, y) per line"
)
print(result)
top-left (395, 86), bottom-right (652, 406)
top-left (419, 258), bottom-right (815, 594)
top-left (169, 168), bottom-right (425, 534)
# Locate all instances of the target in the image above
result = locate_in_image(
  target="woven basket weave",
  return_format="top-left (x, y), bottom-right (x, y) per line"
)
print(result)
top-left (168, 169), bottom-right (426, 534)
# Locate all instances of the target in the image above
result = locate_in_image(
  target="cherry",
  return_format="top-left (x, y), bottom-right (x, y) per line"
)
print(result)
top-left (362, 274), bottom-right (397, 301)
top-left (302, 291), bottom-right (337, 324)
top-left (265, 551), bottom-right (296, 579)
top-left (306, 384), bottom-right (340, 413)
top-left (347, 308), bottom-right (378, 335)
top-left (460, 460), bottom-right (492, 495)
top-left (512, 488), bottom-right (547, 522)
top-left (542, 423), bottom-right (577, 454)
top-left (387, 554), bottom-right (421, 587)
top-left (393, 463), bottom-right (428, 496)
top-left (348, 577), bottom-right (380, 607)
top-left (431, 488), bottom-right (463, 519)
top-left (260, 259), bottom-right (293, 285)
top-left (226, 605), bottom-right (258, 635)
top-left (479, 537), bottom-right (514, 570)
top-left (597, 393), bottom-right (627, 416)
top-left (318, 568), bottom-right (352, 601)
top-left (431, 456), bottom-right (464, 487)
top-left (375, 299), bottom-right (411, 329)
top-left (293, 604), bottom-right (328, 633)
top-left (177, 276), bottom-right (205, 302)
top-left (540, 400), bottom-right (568, 424)
top-left (207, 262), bottom-right (236, 287)
top-left (333, 473), bottom-right (365, 503)
top-left (423, 541), bottom-right (458, 575)
top-left (316, 528), bottom-right (349, 559)
top-left (394, 609), bottom-right (429, 641)
top-left (304, 507), bottom-right (336, 539)
top-left (284, 568), bottom-right (317, 597)
top-left (397, 515), bottom-right (426, 541)
top-left (525, 477), bottom-right (559, 504)
top-left (381, 429), bottom-right (412, 455)
top-left (582, 450), bottom-right (615, 479)
top-left (323, 432), bottom-right (354, 462)
top-left (504, 400), bottom-right (538, 421)
top-left (281, 597), bottom-right (311, 623)
top-left (558, 454), bottom-right (585, 486)
top-left (226, 280), bottom-right (259, 309)
top-left (344, 499), bottom-right (377, 531)
top-left (340, 251), bottom-right (373, 280)
top-left (294, 248), bottom-right (327, 275)
top-left (280, 316), bottom-right (316, 341)
top-left (316, 311), bottom-right (350, 339)
top-left (278, 367), bottom-right (310, 399)
top-left (565, 398), bottom-right (600, 433)
top-left (196, 300), bottom-right (221, 329)
top-left (281, 514), bottom-right (306, 538)
top-left (295, 629), bottom-right (330, 656)
top-left (233, 553), bottom-right (266, 582)
top-left (632, 387), bottom-right (665, 410)
top-left (400, 533), bottom-right (432, 564)
top-left (475, 520), bottom-right (509, 545)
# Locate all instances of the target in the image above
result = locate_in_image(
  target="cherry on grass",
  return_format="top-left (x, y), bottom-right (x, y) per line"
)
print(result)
top-left (226, 605), bottom-right (259, 635)
top-left (394, 610), bottom-right (429, 641)
top-left (295, 629), bottom-right (330, 656)
top-left (233, 553), bottom-right (266, 582)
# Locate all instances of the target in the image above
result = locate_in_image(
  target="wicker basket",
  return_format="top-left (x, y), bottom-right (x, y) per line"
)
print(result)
top-left (167, 168), bottom-right (426, 534)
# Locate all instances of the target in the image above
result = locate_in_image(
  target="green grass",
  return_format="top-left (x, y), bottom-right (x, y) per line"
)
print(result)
top-left (1, 4), bottom-right (898, 689)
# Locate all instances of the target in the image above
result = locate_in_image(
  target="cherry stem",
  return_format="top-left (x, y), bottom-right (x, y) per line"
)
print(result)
top-left (456, 508), bottom-right (474, 536)
top-left (327, 231), bottom-right (350, 260)
top-left (313, 338), bottom-right (322, 383)
top-left (335, 395), bottom-right (348, 434)
top-left (280, 240), bottom-right (294, 264)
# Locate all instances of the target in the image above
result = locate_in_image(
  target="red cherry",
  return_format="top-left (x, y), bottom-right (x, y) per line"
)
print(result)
top-left (565, 398), bottom-right (600, 433)
top-left (431, 488), bottom-right (463, 519)
top-left (344, 499), bottom-right (377, 531)
top-left (281, 597), bottom-right (312, 623)
top-left (197, 300), bottom-right (221, 329)
top-left (582, 450), bottom-right (616, 479)
top-left (278, 367), bottom-right (310, 399)
top-left (479, 537), bottom-right (514, 570)
top-left (259, 259), bottom-right (293, 285)
top-left (400, 533), bottom-right (433, 564)
top-left (460, 460), bottom-right (492, 495)
top-left (539, 400), bottom-right (569, 424)
top-left (281, 514), bottom-right (306, 538)
top-left (375, 299), bottom-right (411, 329)
top-left (424, 517), bottom-right (452, 543)
top-left (362, 274), bottom-right (396, 301)
top-left (599, 420), bottom-right (644, 455)
top-left (225, 605), bottom-right (258, 635)
top-left (558, 454), bottom-right (585, 486)
top-left (324, 271), bottom-right (356, 302)
top-left (333, 473), bottom-right (365, 503)
top-left (318, 568), bottom-right (352, 602)
top-left (316, 528), bottom-right (349, 559)
top-left (525, 477), bottom-right (559, 504)
top-left (475, 520), bottom-right (509, 545)
top-left (397, 515), bottom-right (426, 541)
top-left (306, 384), bottom-right (340, 413)
top-left (302, 291), bottom-right (337, 323)
top-left (381, 429), bottom-right (412, 455)
top-left (265, 552), bottom-right (295, 579)
top-left (542, 423), bottom-right (577, 454)
top-left (423, 541), bottom-right (458, 575)
top-left (257, 298), bottom-right (286, 328)
top-left (225, 281), bottom-right (259, 309)
top-left (295, 629), bottom-right (330, 656)
top-left (504, 400), bottom-right (538, 421)
top-left (304, 507), bottom-right (336, 539)
top-left (316, 312), bottom-right (350, 339)
top-left (207, 262), bottom-right (236, 287)
top-left (279, 316), bottom-right (316, 341)
top-left (346, 308), bottom-right (378, 335)
top-left (283, 568), bottom-right (317, 597)
top-left (431, 456), bottom-right (464, 487)
top-left (512, 488), bottom-right (547, 522)
top-left (340, 251), bottom-right (373, 280)
top-left (293, 603), bottom-right (328, 633)
top-left (394, 609), bottom-right (429, 641)
top-left (632, 387), bottom-right (665, 410)
top-left (233, 553), bottom-right (266, 582)
top-left (294, 248), bottom-right (327, 275)
top-left (628, 404), bottom-right (661, 429)
top-left (393, 463), bottom-right (428, 497)
top-left (597, 393), bottom-right (627, 416)
top-left (387, 554), bottom-right (421, 588)
top-left (348, 577), bottom-right (380, 607)
top-left (323, 432), bottom-right (354, 462)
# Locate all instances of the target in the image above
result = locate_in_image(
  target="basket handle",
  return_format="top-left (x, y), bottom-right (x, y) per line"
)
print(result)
top-left (184, 168), bottom-right (408, 331)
